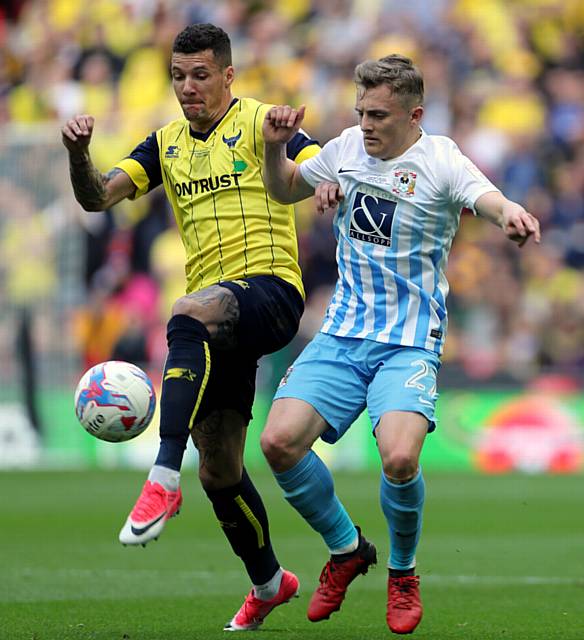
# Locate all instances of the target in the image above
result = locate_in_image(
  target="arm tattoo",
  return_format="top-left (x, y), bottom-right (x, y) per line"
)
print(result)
top-left (69, 153), bottom-right (121, 211)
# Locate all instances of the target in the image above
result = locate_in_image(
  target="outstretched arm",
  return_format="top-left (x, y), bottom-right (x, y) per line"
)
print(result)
top-left (262, 105), bottom-right (315, 204)
top-left (61, 115), bottom-right (136, 211)
top-left (475, 191), bottom-right (541, 247)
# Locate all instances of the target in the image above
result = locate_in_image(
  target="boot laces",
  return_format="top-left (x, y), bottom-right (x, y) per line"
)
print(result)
top-left (132, 483), bottom-right (167, 520)
top-left (317, 558), bottom-right (354, 596)
top-left (390, 577), bottom-right (418, 610)
top-left (238, 591), bottom-right (264, 623)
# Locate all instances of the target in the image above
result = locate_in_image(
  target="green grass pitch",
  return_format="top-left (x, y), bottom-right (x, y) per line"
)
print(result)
top-left (1, 469), bottom-right (583, 639)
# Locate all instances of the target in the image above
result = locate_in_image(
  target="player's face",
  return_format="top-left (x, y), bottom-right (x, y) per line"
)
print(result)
top-left (171, 50), bottom-right (234, 131)
top-left (355, 84), bottom-right (423, 160)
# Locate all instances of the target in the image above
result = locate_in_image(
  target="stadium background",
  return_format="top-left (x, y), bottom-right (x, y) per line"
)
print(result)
top-left (0, 0), bottom-right (583, 475)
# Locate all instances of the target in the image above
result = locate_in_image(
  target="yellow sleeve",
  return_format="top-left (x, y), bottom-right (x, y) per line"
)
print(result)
top-left (294, 143), bottom-right (320, 164)
top-left (114, 158), bottom-right (151, 200)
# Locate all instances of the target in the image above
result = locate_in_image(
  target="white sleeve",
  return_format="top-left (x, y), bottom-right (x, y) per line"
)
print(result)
top-left (298, 136), bottom-right (341, 186)
top-left (448, 143), bottom-right (500, 212)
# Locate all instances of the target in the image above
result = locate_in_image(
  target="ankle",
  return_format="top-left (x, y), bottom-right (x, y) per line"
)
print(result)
top-left (253, 567), bottom-right (283, 601)
top-left (148, 465), bottom-right (181, 491)
top-left (389, 567), bottom-right (416, 578)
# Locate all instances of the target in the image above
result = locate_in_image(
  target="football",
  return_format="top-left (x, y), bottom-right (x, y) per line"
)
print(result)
top-left (74, 361), bottom-right (156, 442)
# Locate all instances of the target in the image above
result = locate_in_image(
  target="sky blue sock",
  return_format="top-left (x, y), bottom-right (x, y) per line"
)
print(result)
top-left (380, 469), bottom-right (425, 570)
top-left (274, 450), bottom-right (357, 552)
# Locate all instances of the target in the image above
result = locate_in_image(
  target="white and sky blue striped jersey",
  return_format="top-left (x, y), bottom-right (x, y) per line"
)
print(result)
top-left (299, 127), bottom-right (499, 354)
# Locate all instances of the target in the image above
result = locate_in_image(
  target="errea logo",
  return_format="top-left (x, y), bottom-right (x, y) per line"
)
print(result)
top-left (165, 145), bottom-right (180, 158)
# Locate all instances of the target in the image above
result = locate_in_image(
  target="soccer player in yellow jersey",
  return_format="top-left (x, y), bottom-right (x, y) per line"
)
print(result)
top-left (62, 23), bottom-right (319, 631)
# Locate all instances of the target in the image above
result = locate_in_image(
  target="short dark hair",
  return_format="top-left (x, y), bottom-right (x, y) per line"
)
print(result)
top-left (172, 23), bottom-right (232, 68)
top-left (354, 54), bottom-right (424, 108)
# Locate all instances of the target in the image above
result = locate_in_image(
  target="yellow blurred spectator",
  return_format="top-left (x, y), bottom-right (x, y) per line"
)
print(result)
top-left (478, 80), bottom-right (546, 136)
top-left (0, 183), bottom-right (57, 303)
top-left (149, 225), bottom-right (186, 318)
top-left (8, 82), bottom-right (52, 122)
top-left (454, 0), bottom-right (519, 57)
top-left (118, 45), bottom-right (171, 121)
top-left (80, 1), bottom-right (152, 57)
top-left (48, 0), bottom-right (83, 31)
top-left (78, 51), bottom-right (117, 119)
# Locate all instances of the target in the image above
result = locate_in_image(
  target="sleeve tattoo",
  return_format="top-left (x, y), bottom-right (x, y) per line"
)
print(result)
top-left (69, 153), bottom-right (122, 211)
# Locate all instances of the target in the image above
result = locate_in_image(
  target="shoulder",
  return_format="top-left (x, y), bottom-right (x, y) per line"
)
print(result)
top-left (157, 118), bottom-right (189, 143)
top-left (236, 97), bottom-right (270, 121)
top-left (339, 125), bottom-right (362, 143)
top-left (238, 96), bottom-right (265, 110)
top-left (420, 133), bottom-right (461, 156)
top-left (158, 117), bottom-right (188, 133)
top-left (414, 134), bottom-right (467, 174)
top-left (318, 125), bottom-right (360, 152)
top-left (320, 126), bottom-right (363, 161)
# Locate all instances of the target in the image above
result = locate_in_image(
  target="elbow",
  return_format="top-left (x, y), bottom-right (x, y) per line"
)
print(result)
top-left (75, 196), bottom-right (108, 212)
top-left (264, 182), bottom-right (294, 205)
top-left (77, 200), bottom-right (108, 213)
top-left (81, 203), bottom-right (106, 212)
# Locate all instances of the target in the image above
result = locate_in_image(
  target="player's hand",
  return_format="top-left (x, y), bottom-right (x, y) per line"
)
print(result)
top-left (501, 203), bottom-right (541, 247)
top-left (61, 115), bottom-right (95, 154)
top-left (263, 105), bottom-right (306, 144)
top-left (315, 181), bottom-right (344, 215)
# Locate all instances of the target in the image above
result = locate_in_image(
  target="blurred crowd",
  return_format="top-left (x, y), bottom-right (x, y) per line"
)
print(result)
top-left (1, 0), bottom-right (583, 388)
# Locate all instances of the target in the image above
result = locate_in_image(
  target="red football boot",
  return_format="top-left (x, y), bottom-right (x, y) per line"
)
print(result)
top-left (224, 570), bottom-right (299, 631)
top-left (119, 480), bottom-right (182, 546)
top-left (386, 574), bottom-right (423, 634)
top-left (307, 527), bottom-right (377, 622)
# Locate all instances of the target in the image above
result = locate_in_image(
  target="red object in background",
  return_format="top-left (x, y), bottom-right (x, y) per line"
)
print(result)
top-left (0, 8), bottom-right (6, 47)
top-left (474, 395), bottom-right (583, 474)
top-left (111, 273), bottom-right (159, 321)
top-left (528, 373), bottom-right (581, 395)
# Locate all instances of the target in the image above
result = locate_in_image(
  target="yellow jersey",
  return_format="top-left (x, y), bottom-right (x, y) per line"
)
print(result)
top-left (116, 97), bottom-right (319, 298)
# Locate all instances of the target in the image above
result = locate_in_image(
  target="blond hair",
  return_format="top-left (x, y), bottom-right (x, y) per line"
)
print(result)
top-left (354, 54), bottom-right (424, 108)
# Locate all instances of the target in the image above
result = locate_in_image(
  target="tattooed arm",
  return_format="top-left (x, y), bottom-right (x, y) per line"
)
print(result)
top-left (61, 114), bottom-right (136, 211)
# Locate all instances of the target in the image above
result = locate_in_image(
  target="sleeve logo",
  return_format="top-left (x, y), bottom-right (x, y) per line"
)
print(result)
top-left (278, 366), bottom-right (294, 388)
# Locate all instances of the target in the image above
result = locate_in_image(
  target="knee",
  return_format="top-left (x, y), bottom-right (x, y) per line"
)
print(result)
top-left (260, 427), bottom-right (302, 472)
top-left (198, 461), bottom-right (242, 491)
top-left (194, 441), bottom-right (243, 490)
top-left (171, 295), bottom-right (202, 321)
top-left (382, 450), bottom-right (419, 483)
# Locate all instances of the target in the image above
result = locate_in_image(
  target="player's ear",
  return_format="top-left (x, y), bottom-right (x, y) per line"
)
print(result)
top-left (410, 105), bottom-right (423, 125)
top-left (225, 65), bottom-right (234, 88)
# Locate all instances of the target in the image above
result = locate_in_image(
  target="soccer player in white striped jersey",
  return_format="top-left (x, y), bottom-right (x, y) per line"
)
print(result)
top-left (259, 55), bottom-right (540, 634)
